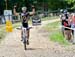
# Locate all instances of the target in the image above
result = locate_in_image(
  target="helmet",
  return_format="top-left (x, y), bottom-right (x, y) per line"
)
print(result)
top-left (22, 7), bottom-right (27, 11)
top-left (63, 9), bottom-right (67, 14)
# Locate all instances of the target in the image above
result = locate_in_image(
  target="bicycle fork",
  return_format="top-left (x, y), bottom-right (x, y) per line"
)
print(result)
top-left (23, 29), bottom-right (27, 43)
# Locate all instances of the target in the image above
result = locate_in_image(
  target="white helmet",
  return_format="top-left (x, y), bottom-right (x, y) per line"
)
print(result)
top-left (22, 7), bottom-right (27, 11)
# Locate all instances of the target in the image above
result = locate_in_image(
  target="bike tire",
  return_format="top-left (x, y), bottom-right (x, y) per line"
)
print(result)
top-left (23, 37), bottom-right (27, 50)
top-left (24, 42), bottom-right (27, 50)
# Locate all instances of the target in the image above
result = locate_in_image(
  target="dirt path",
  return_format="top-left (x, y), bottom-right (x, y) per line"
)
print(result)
top-left (0, 19), bottom-right (75, 57)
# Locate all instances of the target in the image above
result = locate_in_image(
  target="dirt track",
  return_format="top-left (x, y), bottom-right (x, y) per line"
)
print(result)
top-left (0, 19), bottom-right (75, 57)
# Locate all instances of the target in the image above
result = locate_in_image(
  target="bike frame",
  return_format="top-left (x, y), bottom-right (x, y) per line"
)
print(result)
top-left (22, 27), bottom-right (27, 43)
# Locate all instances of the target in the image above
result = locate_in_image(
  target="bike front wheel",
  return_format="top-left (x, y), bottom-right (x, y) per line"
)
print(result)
top-left (24, 42), bottom-right (27, 50)
top-left (23, 37), bottom-right (27, 50)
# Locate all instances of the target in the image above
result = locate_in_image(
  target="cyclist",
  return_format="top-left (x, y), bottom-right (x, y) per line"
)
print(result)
top-left (13, 5), bottom-right (35, 45)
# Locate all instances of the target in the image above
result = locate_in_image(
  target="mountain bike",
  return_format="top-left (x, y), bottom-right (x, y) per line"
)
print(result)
top-left (17, 26), bottom-right (32, 50)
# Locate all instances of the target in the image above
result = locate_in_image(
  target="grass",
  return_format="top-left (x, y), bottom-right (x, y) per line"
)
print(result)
top-left (43, 21), bottom-right (70, 45)
top-left (0, 28), bottom-right (6, 42)
top-left (50, 30), bottom-right (69, 45)
top-left (43, 21), bottom-right (60, 31)
top-left (41, 16), bottom-right (59, 21)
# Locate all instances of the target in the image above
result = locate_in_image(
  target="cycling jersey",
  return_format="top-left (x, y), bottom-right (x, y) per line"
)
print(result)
top-left (21, 12), bottom-right (29, 28)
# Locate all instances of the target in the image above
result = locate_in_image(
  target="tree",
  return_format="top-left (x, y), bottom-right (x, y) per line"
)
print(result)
top-left (65, 0), bottom-right (75, 9)
top-left (0, 0), bottom-right (74, 15)
top-left (47, 0), bottom-right (67, 10)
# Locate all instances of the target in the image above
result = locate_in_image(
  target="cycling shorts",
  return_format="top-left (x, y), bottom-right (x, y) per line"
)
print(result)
top-left (22, 22), bottom-right (29, 30)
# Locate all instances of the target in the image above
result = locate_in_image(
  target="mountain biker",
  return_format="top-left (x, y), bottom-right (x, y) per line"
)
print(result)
top-left (13, 5), bottom-right (35, 45)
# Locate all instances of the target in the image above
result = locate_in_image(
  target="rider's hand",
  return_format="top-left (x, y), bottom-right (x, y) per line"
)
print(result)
top-left (31, 5), bottom-right (35, 9)
top-left (14, 5), bottom-right (17, 9)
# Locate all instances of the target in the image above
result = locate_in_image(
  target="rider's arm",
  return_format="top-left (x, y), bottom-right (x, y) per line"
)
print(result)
top-left (13, 6), bottom-right (19, 16)
top-left (29, 6), bottom-right (35, 15)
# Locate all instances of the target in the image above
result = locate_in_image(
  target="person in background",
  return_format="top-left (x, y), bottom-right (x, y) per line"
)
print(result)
top-left (71, 13), bottom-right (75, 37)
top-left (63, 10), bottom-right (72, 41)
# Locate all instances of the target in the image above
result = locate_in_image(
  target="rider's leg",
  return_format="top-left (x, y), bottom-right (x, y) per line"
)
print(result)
top-left (62, 27), bottom-right (64, 36)
top-left (26, 29), bottom-right (29, 45)
top-left (64, 30), bottom-right (67, 39)
top-left (21, 23), bottom-right (24, 40)
top-left (64, 30), bottom-right (69, 40)
top-left (26, 29), bottom-right (29, 40)
top-left (68, 30), bottom-right (72, 41)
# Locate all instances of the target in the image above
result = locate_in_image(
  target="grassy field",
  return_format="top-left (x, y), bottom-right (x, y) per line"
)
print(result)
top-left (43, 21), bottom-right (70, 45)
top-left (0, 26), bottom-right (6, 42)
top-left (41, 16), bottom-right (59, 21)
